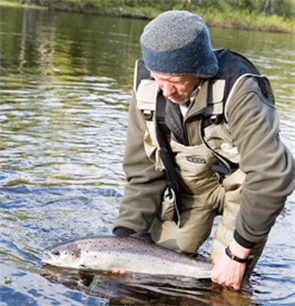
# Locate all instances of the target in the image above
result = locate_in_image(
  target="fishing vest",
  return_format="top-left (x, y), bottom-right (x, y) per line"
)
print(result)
top-left (134, 49), bottom-right (275, 226)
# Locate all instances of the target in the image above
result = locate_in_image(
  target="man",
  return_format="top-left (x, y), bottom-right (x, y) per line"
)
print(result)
top-left (112, 10), bottom-right (295, 290)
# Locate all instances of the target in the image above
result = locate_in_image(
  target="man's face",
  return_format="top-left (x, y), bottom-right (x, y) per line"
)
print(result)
top-left (151, 71), bottom-right (199, 104)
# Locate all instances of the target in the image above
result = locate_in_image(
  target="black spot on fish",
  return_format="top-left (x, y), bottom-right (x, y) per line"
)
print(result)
top-left (70, 249), bottom-right (81, 258)
top-left (52, 250), bottom-right (60, 256)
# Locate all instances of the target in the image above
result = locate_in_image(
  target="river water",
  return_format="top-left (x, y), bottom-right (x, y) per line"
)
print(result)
top-left (0, 6), bottom-right (294, 306)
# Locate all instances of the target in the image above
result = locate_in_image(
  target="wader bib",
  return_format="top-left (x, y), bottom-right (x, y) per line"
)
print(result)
top-left (135, 49), bottom-right (273, 274)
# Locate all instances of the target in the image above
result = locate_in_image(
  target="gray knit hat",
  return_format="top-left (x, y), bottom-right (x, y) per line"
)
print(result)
top-left (140, 10), bottom-right (218, 77)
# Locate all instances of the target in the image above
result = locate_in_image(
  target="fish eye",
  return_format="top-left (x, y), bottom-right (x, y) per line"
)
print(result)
top-left (52, 250), bottom-right (60, 256)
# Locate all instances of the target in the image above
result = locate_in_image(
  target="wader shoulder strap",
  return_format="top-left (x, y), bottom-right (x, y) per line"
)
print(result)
top-left (134, 60), bottom-right (152, 92)
top-left (133, 59), bottom-right (182, 226)
top-left (156, 95), bottom-right (181, 226)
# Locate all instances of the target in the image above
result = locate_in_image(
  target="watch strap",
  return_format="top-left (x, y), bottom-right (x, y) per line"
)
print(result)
top-left (225, 246), bottom-right (248, 263)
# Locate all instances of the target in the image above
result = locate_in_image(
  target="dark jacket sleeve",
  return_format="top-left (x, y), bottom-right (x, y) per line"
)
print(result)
top-left (226, 76), bottom-right (295, 245)
top-left (112, 91), bottom-right (167, 234)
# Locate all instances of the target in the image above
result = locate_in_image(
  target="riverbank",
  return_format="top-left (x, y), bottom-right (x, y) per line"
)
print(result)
top-left (1, 0), bottom-right (294, 34)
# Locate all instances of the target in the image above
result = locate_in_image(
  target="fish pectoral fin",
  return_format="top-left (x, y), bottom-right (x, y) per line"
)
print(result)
top-left (130, 232), bottom-right (154, 244)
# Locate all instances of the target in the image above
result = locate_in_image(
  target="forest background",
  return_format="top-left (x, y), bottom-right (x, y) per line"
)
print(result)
top-left (1, 0), bottom-right (295, 33)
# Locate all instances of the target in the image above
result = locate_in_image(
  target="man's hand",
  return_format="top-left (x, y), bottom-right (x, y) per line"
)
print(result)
top-left (110, 268), bottom-right (126, 274)
top-left (104, 268), bottom-right (126, 275)
top-left (211, 239), bottom-right (250, 290)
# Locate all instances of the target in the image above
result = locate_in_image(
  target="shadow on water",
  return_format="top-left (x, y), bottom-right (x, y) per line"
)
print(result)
top-left (41, 265), bottom-right (256, 306)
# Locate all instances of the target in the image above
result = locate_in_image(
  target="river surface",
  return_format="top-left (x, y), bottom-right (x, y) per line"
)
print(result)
top-left (0, 5), bottom-right (294, 306)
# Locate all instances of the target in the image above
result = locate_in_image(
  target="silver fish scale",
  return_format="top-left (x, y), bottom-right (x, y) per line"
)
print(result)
top-left (42, 236), bottom-right (213, 279)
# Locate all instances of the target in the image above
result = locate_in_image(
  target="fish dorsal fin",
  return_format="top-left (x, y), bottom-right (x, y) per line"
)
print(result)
top-left (129, 232), bottom-right (154, 244)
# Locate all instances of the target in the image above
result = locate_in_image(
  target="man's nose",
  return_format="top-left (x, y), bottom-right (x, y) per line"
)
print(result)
top-left (162, 83), bottom-right (176, 97)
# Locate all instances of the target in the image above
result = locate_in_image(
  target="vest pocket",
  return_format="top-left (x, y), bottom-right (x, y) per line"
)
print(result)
top-left (171, 140), bottom-right (218, 195)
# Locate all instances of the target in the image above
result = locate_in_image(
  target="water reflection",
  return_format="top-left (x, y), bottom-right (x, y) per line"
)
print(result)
top-left (1, 7), bottom-right (145, 86)
top-left (1, 7), bottom-right (146, 188)
top-left (42, 265), bottom-right (254, 306)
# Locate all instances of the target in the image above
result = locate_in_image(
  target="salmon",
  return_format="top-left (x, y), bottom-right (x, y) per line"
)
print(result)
top-left (42, 233), bottom-right (213, 279)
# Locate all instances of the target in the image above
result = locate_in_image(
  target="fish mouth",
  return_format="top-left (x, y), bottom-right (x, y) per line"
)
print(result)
top-left (42, 250), bottom-right (58, 264)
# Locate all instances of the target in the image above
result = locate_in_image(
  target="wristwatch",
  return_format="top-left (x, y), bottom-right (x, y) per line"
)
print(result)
top-left (225, 246), bottom-right (248, 263)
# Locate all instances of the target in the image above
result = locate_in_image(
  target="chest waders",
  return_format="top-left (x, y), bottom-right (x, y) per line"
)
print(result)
top-left (135, 50), bottom-right (274, 275)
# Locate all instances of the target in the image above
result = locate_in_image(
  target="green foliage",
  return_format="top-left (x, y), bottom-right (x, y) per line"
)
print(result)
top-left (5, 0), bottom-right (295, 18)
top-left (2, 0), bottom-right (294, 32)
top-left (273, 0), bottom-right (295, 20)
top-left (235, 0), bottom-right (259, 13)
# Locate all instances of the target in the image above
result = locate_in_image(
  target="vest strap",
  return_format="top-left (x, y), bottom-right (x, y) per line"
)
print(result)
top-left (156, 94), bottom-right (181, 227)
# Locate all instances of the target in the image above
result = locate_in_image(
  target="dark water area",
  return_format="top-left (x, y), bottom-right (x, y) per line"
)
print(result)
top-left (0, 6), bottom-right (294, 306)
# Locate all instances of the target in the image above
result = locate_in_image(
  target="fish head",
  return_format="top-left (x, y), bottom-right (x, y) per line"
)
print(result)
top-left (42, 243), bottom-right (82, 268)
